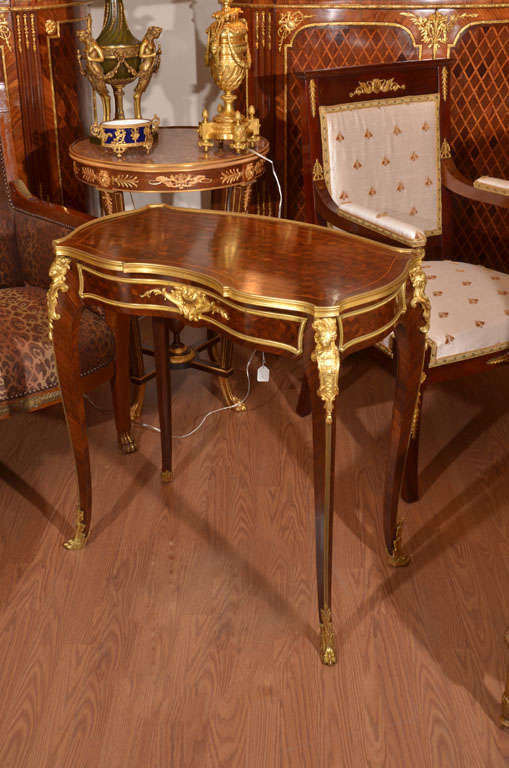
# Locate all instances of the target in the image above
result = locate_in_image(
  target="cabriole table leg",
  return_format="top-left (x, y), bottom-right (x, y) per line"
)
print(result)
top-left (104, 309), bottom-right (137, 455)
top-left (308, 318), bottom-right (341, 666)
top-left (50, 263), bottom-right (92, 550)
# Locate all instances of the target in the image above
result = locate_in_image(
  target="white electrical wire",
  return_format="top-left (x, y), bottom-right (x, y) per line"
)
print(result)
top-left (172, 348), bottom-right (255, 438)
top-left (85, 348), bottom-right (256, 439)
top-left (248, 148), bottom-right (283, 218)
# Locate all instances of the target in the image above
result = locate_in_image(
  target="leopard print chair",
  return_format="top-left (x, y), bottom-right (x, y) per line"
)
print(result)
top-left (0, 142), bottom-right (114, 419)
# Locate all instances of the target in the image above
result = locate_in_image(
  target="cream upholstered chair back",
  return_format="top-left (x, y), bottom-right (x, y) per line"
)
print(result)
top-left (321, 94), bottom-right (442, 240)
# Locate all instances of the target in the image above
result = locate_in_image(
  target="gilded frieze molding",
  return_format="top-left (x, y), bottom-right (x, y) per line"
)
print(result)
top-left (311, 317), bottom-right (340, 424)
top-left (79, 165), bottom-right (139, 189)
top-left (401, 10), bottom-right (478, 56)
top-left (277, 10), bottom-right (311, 51)
top-left (148, 174), bottom-right (212, 190)
top-left (141, 286), bottom-right (229, 323)
top-left (47, 254), bottom-right (71, 341)
top-left (349, 78), bottom-right (405, 98)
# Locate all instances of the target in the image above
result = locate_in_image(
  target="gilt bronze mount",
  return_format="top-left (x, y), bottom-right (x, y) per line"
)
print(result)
top-left (198, 0), bottom-right (260, 153)
top-left (77, 1), bottom-right (162, 137)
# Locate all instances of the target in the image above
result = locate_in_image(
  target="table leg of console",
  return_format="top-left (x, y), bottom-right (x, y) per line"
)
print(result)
top-left (51, 267), bottom-right (92, 550)
top-left (104, 309), bottom-right (137, 456)
top-left (152, 317), bottom-right (173, 483)
top-left (306, 318), bottom-right (341, 666)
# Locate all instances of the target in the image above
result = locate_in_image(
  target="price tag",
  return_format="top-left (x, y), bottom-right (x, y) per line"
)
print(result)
top-left (257, 364), bottom-right (270, 382)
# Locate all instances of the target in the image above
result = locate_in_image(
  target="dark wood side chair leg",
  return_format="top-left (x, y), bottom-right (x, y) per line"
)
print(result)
top-left (152, 317), bottom-right (173, 482)
top-left (306, 318), bottom-right (340, 666)
top-left (104, 309), bottom-right (137, 455)
top-left (50, 263), bottom-right (92, 550)
top-left (383, 265), bottom-right (430, 567)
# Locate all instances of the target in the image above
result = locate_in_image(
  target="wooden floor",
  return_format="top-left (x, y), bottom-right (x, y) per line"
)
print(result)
top-left (1, 334), bottom-right (509, 768)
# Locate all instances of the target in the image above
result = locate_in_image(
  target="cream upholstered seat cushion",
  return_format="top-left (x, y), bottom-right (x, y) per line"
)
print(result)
top-left (379, 260), bottom-right (509, 366)
top-left (320, 94), bottom-right (441, 244)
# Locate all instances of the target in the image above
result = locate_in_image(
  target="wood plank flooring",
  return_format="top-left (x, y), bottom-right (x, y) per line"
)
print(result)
top-left (1, 333), bottom-right (509, 767)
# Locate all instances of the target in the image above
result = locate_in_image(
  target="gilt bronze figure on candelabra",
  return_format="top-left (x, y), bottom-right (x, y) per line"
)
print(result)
top-left (77, 1), bottom-right (162, 137)
top-left (198, 0), bottom-right (260, 153)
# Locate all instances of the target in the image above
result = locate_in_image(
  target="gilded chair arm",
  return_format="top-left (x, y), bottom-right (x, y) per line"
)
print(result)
top-left (442, 159), bottom-right (509, 208)
top-left (313, 181), bottom-right (427, 248)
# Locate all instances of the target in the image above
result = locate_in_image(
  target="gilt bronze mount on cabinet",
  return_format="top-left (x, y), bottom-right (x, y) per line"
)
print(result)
top-left (77, 1), bottom-right (162, 141)
top-left (198, 0), bottom-right (260, 153)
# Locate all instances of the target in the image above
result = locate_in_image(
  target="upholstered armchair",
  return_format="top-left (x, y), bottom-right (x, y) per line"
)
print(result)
top-left (300, 59), bottom-right (509, 507)
top-left (0, 141), bottom-right (115, 421)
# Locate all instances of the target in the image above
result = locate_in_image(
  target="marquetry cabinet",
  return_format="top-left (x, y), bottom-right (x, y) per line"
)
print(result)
top-left (241, 1), bottom-right (509, 270)
top-left (0, 0), bottom-right (88, 209)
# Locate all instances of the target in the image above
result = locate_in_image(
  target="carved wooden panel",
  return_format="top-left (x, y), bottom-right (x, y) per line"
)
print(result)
top-left (0, 2), bottom-right (88, 210)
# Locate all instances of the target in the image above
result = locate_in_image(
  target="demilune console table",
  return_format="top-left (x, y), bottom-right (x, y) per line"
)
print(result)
top-left (50, 204), bottom-right (429, 665)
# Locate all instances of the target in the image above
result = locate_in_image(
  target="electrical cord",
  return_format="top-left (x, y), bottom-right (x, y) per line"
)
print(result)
top-left (84, 348), bottom-right (256, 439)
top-left (248, 148), bottom-right (283, 218)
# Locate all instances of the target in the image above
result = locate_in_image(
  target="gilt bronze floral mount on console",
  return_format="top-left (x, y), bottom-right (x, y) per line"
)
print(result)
top-left (77, 0), bottom-right (161, 154)
top-left (198, 0), bottom-right (260, 153)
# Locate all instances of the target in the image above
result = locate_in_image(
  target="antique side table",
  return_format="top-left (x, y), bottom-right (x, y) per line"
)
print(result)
top-left (69, 127), bottom-right (269, 215)
top-left (70, 127), bottom-right (270, 414)
top-left (50, 204), bottom-right (429, 666)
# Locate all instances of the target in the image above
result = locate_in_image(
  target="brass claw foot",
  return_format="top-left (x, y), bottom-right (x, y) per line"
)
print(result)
top-left (387, 520), bottom-right (410, 568)
top-left (161, 470), bottom-right (174, 483)
top-left (119, 431), bottom-right (137, 454)
top-left (320, 607), bottom-right (337, 666)
top-left (63, 508), bottom-right (89, 550)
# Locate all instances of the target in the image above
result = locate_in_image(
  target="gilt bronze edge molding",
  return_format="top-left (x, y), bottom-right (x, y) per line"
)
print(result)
top-left (56, 201), bottom-right (416, 256)
top-left (58, 240), bottom-right (416, 320)
top-left (69, 139), bottom-right (270, 175)
top-left (236, 3), bottom-right (509, 9)
top-left (54, 204), bottom-right (418, 318)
